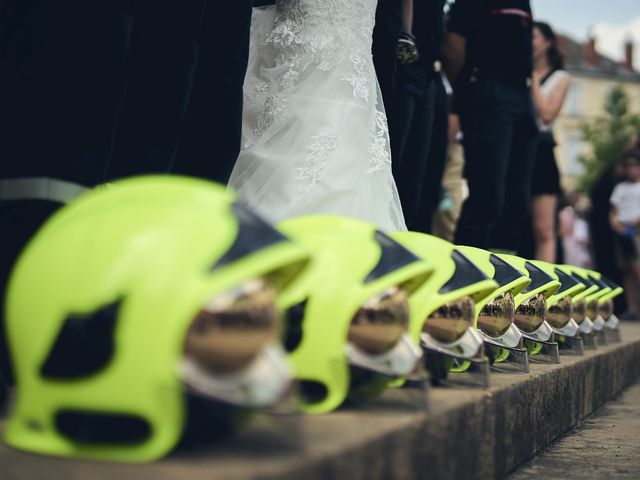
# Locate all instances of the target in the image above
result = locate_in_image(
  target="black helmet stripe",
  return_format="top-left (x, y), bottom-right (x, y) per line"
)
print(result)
top-left (554, 268), bottom-right (580, 295)
top-left (489, 254), bottom-right (522, 287)
top-left (439, 250), bottom-right (487, 294)
top-left (211, 203), bottom-right (287, 271)
top-left (521, 262), bottom-right (554, 294)
top-left (365, 231), bottom-right (420, 283)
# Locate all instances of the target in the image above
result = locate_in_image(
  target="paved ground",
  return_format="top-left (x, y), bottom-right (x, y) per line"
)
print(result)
top-left (510, 381), bottom-right (640, 479)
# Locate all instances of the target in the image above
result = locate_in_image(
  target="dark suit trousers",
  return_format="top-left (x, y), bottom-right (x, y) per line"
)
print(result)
top-left (391, 76), bottom-right (449, 234)
top-left (0, 200), bottom-right (61, 387)
top-left (455, 78), bottom-right (538, 251)
top-left (0, 0), bottom-right (133, 185)
top-left (0, 0), bottom-right (133, 389)
top-left (172, 1), bottom-right (253, 183)
top-left (106, 0), bottom-right (253, 184)
top-left (372, 0), bottom-right (402, 117)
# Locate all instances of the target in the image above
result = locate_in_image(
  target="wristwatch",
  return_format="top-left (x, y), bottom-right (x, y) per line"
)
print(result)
top-left (397, 32), bottom-right (420, 64)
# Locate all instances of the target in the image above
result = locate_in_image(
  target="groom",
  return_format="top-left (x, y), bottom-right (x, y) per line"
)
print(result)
top-left (0, 0), bottom-right (254, 400)
top-left (105, 0), bottom-right (254, 184)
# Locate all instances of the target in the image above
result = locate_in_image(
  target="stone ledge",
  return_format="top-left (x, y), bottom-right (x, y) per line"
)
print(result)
top-left (2, 323), bottom-right (640, 480)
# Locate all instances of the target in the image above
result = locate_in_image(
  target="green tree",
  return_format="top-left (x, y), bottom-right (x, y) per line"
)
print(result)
top-left (578, 84), bottom-right (640, 192)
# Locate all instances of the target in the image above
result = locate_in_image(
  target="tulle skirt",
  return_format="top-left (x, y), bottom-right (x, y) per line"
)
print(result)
top-left (228, 5), bottom-right (407, 232)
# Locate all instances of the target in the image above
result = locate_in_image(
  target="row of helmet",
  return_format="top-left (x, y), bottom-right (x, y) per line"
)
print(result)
top-left (1, 177), bottom-right (623, 462)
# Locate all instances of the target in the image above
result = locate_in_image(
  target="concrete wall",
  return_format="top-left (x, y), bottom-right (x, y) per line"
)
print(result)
top-left (2, 324), bottom-right (640, 480)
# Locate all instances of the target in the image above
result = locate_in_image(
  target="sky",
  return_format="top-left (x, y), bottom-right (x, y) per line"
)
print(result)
top-left (531, 0), bottom-right (640, 67)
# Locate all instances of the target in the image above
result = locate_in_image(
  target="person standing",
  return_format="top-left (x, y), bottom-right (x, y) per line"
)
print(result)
top-left (609, 150), bottom-right (640, 320)
top-left (431, 110), bottom-right (468, 242)
top-left (446, 0), bottom-right (538, 252)
top-left (0, 0), bottom-right (255, 396)
top-left (529, 21), bottom-right (571, 262)
top-left (559, 192), bottom-right (592, 268)
top-left (0, 0), bottom-right (134, 394)
top-left (590, 160), bottom-right (628, 314)
top-left (391, 0), bottom-right (449, 234)
top-left (372, 0), bottom-right (404, 117)
top-left (171, 2), bottom-right (253, 183)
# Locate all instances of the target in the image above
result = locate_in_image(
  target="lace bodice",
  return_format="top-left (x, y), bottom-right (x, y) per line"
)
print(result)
top-left (260, 0), bottom-right (377, 96)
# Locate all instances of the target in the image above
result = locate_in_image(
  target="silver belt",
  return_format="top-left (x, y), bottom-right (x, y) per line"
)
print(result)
top-left (0, 177), bottom-right (89, 204)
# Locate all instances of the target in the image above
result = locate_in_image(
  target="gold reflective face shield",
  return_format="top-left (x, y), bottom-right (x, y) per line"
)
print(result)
top-left (424, 296), bottom-right (475, 344)
top-left (349, 287), bottom-right (410, 355)
top-left (184, 279), bottom-right (279, 375)
top-left (514, 293), bottom-right (547, 333)
top-left (478, 292), bottom-right (515, 337)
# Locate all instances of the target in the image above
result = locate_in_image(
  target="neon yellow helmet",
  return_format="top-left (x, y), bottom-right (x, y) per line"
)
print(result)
top-left (4, 176), bottom-right (309, 462)
top-left (556, 265), bottom-right (600, 333)
top-left (456, 247), bottom-right (530, 370)
top-left (497, 255), bottom-right (561, 359)
top-left (590, 273), bottom-right (624, 342)
top-left (576, 267), bottom-right (616, 344)
top-left (277, 215), bottom-right (432, 414)
top-left (595, 275), bottom-right (624, 304)
top-left (389, 233), bottom-right (498, 384)
top-left (530, 261), bottom-right (587, 354)
top-left (567, 266), bottom-right (612, 342)
top-left (530, 261), bottom-right (585, 332)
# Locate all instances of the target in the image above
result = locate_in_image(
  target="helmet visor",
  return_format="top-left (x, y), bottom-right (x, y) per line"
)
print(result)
top-left (424, 296), bottom-right (475, 344)
top-left (599, 299), bottom-right (614, 321)
top-left (514, 293), bottom-right (547, 333)
top-left (573, 298), bottom-right (587, 325)
top-left (587, 299), bottom-right (599, 321)
top-left (348, 286), bottom-right (410, 355)
top-left (546, 295), bottom-right (573, 329)
top-left (478, 292), bottom-right (515, 337)
top-left (180, 279), bottom-right (292, 407)
top-left (183, 278), bottom-right (279, 375)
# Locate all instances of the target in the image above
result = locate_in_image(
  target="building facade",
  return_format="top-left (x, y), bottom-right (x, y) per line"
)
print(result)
top-left (553, 35), bottom-right (640, 189)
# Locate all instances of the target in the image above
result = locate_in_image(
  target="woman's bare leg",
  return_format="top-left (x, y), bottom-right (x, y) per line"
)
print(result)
top-left (532, 194), bottom-right (558, 263)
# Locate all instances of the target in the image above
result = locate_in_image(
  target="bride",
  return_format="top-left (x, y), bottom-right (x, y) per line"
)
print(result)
top-left (228, 0), bottom-right (407, 232)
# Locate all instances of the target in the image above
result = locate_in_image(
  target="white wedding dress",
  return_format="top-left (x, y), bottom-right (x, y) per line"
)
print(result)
top-left (228, 0), bottom-right (407, 232)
